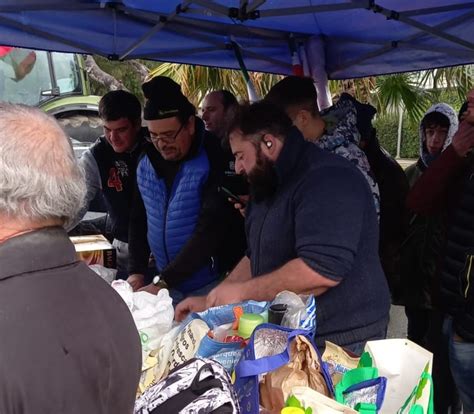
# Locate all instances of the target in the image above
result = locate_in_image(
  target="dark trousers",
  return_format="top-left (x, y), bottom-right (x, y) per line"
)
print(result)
top-left (405, 306), bottom-right (431, 347)
top-left (405, 308), bottom-right (460, 413)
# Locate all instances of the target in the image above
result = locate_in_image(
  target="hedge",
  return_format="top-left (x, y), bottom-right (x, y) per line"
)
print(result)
top-left (373, 91), bottom-right (466, 159)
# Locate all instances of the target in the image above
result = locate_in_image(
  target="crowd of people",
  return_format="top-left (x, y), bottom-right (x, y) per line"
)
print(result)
top-left (0, 74), bottom-right (473, 413)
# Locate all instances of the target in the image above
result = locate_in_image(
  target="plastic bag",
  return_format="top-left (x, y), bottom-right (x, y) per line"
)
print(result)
top-left (335, 367), bottom-right (387, 412)
top-left (89, 264), bottom-right (117, 284)
top-left (137, 325), bottom-right (181, 395)
top-left (112, 280), bottom-right (174, 360)
top-left (271, 291), bottom-right (316, 332)
top-left (234, 324), bottom-right (333, 414)
top-left (184, 300), bottom-right (268, 372)
top-left (259, 335), bottom-right (331, 412)
top-left (322, 341), bottom-right (361, 386)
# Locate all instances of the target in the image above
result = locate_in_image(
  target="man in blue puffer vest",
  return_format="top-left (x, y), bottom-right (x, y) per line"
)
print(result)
top-left (127, 77), bottom-right (242, 303)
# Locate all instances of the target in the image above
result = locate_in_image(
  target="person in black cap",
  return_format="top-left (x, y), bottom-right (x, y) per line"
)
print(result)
top-left (126, 76), bottom-right (242, 303)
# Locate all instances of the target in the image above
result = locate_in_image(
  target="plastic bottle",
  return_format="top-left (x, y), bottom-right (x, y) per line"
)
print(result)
top-left (237, 313), bottom-right (264, 338)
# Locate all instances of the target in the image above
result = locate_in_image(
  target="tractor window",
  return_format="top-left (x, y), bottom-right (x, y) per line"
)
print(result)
top-left (51, 52), bottom-right (80, 94)
top-left (0, 48), bottom-right (51, 106)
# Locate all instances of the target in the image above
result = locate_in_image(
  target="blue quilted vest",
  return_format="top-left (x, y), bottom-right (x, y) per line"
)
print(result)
top-left (137, 144), bottom-right (218, 294)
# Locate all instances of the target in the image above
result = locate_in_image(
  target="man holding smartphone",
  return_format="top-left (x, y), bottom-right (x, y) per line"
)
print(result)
top-left (406, 90), bottom-right (474, 413)
top-left (202, 90), bottom-right (249, 256)
top-left (177, 102), bottom-right (391, 354)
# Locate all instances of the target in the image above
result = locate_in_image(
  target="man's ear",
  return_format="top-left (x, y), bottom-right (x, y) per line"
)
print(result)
top-left (133, 118), bottom-right (142, 133)
top-left (187, 115), bottom-right (196, 135)
top-left (260, 134), bottom-right (278, 158)
top-left (296, 109), bottom-right (311, 127)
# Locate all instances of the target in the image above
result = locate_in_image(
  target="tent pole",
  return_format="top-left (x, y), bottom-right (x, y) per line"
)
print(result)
top-left (0, 14), bottom-right (102, 54)
top-left (367, 3), bottom-right (474, 51)
top-left (305, 37), bottom-right (332, 110)
top-left (118, 0), bottom-right (194, 60)
top-left (332, 9), bottom-right (474, 74)
top-left (163, 23), bottom-right (292, 70)
top-left (401, 3), bottom-right (474, 17)
top-left (230, 40), bottom-right (259, 102)
top-left (247, 0), bottom-right (266, 13)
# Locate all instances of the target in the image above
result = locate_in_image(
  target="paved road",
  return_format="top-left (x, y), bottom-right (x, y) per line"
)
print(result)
top-left (387, 305), bottom-right (408, 339)
top-left (397, 158), bottom-right (416, 170)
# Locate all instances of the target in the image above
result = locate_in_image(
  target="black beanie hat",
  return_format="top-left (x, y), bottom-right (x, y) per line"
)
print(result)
top-left (142, 76), bottom-right (195, 121)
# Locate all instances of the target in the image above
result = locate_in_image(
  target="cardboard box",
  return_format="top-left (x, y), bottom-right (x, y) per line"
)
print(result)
top-left (70, 234), bottom-right (116, 268)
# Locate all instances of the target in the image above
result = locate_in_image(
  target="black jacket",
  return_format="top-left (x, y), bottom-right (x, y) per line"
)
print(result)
top-left (440, 161), bottom-right (474, 341)
top-left (406, 147), bottom-right (474, 341)
top-left (0, 227), bottom-right (141, 413)
top-left (363, 132), bottom-right (409, 300)
top-left (89, 128), bottom-right (147, 242)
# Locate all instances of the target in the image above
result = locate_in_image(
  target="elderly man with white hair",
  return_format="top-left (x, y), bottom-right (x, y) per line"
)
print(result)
top-left (0, 104), bottom-right (141, 414)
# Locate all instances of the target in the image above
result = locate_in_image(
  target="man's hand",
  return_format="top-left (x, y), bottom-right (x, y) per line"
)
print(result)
top-left (138, 283), bottom-right (161, 295)
top-left (230, 195), bottom-right (249, 217)
top-left (452, 121), bottom-right (474, 157)
top-left (175, 296), bottom-right (207, 322)
top-left (127, 273), bottom-right (145, 291)
top-left (206, 281), bottom-right (246, 308)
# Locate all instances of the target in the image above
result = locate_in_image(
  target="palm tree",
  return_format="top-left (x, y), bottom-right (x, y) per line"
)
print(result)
top-left (148, 63), bottom-right (283, 107)
top-left (334, 66), bottom-right (473, 123)
top-left (92, 55), bottom-right (473, 123)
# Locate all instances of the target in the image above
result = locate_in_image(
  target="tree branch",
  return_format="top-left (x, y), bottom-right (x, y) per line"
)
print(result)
top-left (129, 60), bottom-right (149, 83)
top-left (84, 55), bottom-right (128, 91)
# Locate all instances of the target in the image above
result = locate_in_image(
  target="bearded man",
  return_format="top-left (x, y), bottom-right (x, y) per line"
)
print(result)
top-left (176, 102), bottom-right (390, 354)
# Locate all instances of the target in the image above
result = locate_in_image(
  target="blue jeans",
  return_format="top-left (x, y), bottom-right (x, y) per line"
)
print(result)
top-left (444, 317), bottom-right (474, 412)
top-left (169, 279), bottom-right (220, 307)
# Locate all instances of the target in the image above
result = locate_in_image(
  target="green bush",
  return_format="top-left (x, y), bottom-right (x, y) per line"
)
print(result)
top-left (374, 88), bottom-right (467, 159)
top-left (374, 115), bottom-right (420, 159)
top-left (374, 114), bottom-right (398, 156)
top-left (401, 118), bottom-right (419, 159)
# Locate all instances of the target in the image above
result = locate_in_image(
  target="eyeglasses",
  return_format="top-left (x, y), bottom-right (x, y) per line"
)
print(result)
top-left (146, 123), bottom-right (184, 144)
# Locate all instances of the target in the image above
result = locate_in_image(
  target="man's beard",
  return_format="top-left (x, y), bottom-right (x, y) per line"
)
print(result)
top-left (244, 147), bottom-right (278, 203)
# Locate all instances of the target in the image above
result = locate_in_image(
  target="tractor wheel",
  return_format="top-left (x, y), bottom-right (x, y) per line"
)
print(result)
top-left (56, 112), bottom-right (102, 144)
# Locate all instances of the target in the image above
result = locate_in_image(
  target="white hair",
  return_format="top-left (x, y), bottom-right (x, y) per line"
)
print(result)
top-left (0, 103), bottom-right (86, 228)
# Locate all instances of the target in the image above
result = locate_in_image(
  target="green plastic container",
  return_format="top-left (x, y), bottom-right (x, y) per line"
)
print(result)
top-left (238, 313), bottom-right (264, 338)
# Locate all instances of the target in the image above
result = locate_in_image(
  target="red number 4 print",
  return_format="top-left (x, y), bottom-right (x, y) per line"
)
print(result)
top-left (107, 167), bottom-right (123, 192)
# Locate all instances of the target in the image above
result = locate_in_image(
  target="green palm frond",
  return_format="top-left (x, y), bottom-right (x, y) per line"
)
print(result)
top-left (374, 73), bottom-right (431, 122)
top-left (147, 63), bottom-right (282, 107)
top-left (417, 66), bottom-right (474, 102)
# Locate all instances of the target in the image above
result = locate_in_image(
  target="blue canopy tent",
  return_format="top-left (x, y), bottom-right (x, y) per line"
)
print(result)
top-left (0, 0), bottom-right (473, 106)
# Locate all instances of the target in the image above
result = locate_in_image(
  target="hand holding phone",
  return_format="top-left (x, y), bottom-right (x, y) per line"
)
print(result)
top-left (219, 186), bottom-right (246, 207)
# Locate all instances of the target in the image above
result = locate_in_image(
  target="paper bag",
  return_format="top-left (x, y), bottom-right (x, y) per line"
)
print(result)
top-left (259, 335), bottom-right (330, 413)
top-left (364, 339), bottom-right (433, 414)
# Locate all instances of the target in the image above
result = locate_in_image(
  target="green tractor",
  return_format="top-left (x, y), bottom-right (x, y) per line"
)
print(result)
top-left (0, 46), bottom-right (102, 157)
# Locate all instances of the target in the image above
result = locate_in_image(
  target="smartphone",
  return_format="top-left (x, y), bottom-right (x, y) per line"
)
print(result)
top-left (219, 186), bottom-right (246, 206)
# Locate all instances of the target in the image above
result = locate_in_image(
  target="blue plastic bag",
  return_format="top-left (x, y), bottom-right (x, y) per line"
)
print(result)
top-left (234, 323), bottom-right (333, 414)
top-left (182, 300), bottom-right (268, 372)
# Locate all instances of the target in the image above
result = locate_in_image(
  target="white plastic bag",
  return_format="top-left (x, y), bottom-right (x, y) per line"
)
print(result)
top-left (89, 264), bottom-right (117, 284)
top-left (112, 280), bottom-right (174, 359)
top-left (272, 290), bottom-right (315, 331)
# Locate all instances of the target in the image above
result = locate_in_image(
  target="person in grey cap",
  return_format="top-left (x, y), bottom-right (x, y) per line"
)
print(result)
top-left (127, 76), bottom-right (237, 304)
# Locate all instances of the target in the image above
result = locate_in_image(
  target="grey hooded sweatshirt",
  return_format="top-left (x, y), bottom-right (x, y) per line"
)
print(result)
top-left (409, 102), bottom-right (459, 182)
